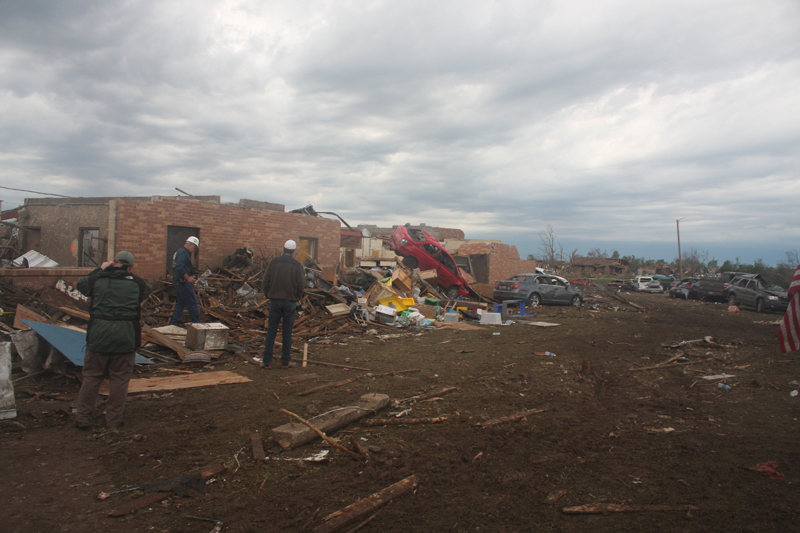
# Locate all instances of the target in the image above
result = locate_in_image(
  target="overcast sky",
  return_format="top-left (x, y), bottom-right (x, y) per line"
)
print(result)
top-left (1, 0), bottom-right (799, 265)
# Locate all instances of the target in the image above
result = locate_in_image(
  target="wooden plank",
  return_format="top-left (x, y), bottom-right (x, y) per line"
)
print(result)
top-left (99, 370), bottom-right (251, 395)
top-left (57, 305), bottom-right (90, 321)
top-left (142, 324), bottom-right (191, 360)
top-left (13, 304), bottom-right (48, 330)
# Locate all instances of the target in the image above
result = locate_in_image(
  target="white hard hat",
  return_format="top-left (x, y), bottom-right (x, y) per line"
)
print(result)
top-left (284, 239), bottom-right (297, 250)
top-left (187, 236), bottom-right (200, 247)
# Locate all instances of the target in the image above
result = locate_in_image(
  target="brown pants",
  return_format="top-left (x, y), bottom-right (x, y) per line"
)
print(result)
top-left (76, 349), bottom-right (136, 428)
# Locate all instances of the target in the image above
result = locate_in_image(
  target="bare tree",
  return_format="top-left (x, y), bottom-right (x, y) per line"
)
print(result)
top-left (538, 225), bottom-right (557, 264)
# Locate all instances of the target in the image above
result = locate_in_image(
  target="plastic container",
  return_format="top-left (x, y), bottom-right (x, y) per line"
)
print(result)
top-left (717, 383), bottom-right (732, 390)
top-left (480, 312), bottom-right (502, 325)
top-left (443, 310), bottom-right (459, 323)
top-left (545, 351), bottom-right (556, 357)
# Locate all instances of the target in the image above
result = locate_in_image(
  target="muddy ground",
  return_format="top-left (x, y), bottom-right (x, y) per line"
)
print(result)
top-left (2, 290), bottom-right (799, 532)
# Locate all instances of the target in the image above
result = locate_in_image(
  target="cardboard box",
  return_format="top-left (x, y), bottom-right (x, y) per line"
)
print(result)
top-left (392, 268), bottom-right (413, 293)
top-left (364, 282), bottom-right (396, 306)
top-left (420, 269), bottom-right (438, 286)
top-left (185, 323), bottom-right (229, 350)
top-left (413, 304), bottom-right (438, 319)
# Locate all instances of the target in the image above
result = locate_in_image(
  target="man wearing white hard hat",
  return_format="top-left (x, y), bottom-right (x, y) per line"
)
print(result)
top-left (261, 239), bottom-right (305, 368)
top-left (170, 236), bottom-right (201, 326)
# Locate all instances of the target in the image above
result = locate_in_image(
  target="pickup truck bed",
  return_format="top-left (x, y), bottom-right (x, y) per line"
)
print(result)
top-left (696, 279), bottom-right (727, 300)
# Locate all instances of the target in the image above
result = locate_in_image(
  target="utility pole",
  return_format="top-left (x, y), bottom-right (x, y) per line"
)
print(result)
top-left (676, 218), bottom-right (683, 278)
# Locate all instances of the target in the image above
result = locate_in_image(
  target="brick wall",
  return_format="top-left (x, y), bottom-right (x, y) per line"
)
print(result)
top-left (0, 267), bottom-right (93, 290)
top-left (455, 243), bottom-right (539, 283)
top-left (114, 197), bottom-right (341, 283)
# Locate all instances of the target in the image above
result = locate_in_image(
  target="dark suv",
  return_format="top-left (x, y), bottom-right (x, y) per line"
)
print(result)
top-left (389, 226), bottom-right (470, 298)
top-left (726, 275), bottom-right (789, 313)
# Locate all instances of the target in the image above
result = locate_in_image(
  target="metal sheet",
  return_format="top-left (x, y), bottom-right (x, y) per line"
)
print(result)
top-left (21, 320), bottom-right (153, 365)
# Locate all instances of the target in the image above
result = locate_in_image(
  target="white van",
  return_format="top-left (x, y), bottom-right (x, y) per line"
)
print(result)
top-left (633, 276), bottom-right (664, 293)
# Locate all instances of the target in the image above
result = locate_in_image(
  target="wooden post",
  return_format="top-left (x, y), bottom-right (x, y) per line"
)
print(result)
top-left (303, 343), bottom-right (308, 368)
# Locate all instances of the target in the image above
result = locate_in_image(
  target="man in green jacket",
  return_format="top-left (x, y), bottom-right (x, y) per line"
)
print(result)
top-left (75, 251), bottom-right (152, 430)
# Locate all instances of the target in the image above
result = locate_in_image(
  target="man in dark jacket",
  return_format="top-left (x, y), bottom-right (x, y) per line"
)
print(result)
top-left (223, 247), bottom-right (253, 270)
top-left (170, 236), bottom-right (201, 326)
top-left (262, 240), bottom-right (305, 368)
top-left (75, 251), bottom-right (152, 429)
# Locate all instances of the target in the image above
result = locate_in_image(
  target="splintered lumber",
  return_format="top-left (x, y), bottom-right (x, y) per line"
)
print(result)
top-left (142, 324), bottom-right (191, 360)
top-left (250, 433), bottom-right (266, 463)
top-left (561, 503), bottom-right (700, 514)
top-left (296, 369), bottom-right (420, 397)
top-left (99, 370), bottom-right (251, 395)
top-left (363, 417), bottom-right (448, 426)
top-left (279, 409), bottom-right (364, 462)
top-left (313, 475), bottom-right (419, 533)
top-left (479, 407), bottom-right (548, 428)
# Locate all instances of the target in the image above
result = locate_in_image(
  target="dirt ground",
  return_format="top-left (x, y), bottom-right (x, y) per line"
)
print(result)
top-left (2, 290), bottom-right (799, 532)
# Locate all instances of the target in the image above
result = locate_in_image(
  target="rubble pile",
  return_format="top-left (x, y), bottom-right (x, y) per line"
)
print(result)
top-left (0, 257), bottom-right (493, 381)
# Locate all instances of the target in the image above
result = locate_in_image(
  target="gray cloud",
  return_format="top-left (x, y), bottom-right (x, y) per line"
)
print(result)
top-left (0, 0), bottom-right (798, 264)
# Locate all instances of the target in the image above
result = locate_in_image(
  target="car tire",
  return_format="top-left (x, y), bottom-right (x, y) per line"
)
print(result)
top-left (528, 293), bottom-right (541, 307)
top-left (571, 295), bottom-right (581, 307)
top-left (402, 257), bottom-right (418, 269)
top-left (444, 285), bottom-right (460, 299)
top-left (756, 298), bottom-right (766, 313)
top-left (727, 293), bottom-right (738, 306)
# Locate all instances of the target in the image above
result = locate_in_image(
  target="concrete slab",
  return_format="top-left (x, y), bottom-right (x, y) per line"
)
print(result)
top-left (272, 392), bottom-right (390, 450)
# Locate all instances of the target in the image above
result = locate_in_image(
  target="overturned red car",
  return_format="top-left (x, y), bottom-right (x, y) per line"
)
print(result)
top-left (389, 226), bottom-right (470, 298)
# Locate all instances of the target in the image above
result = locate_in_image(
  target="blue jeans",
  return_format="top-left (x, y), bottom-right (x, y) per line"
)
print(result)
top-left (263, 299), bottom-right (297, 365)
top-left (170, 281), bottom-right (201, 325)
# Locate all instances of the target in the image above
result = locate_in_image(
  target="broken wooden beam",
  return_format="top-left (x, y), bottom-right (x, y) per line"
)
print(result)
top-left (272, 393), bottom-right (390, 450)
top-left (313, 475), bottom-right (418, 533)
top-left (279, 408), bottom-right (365, 462)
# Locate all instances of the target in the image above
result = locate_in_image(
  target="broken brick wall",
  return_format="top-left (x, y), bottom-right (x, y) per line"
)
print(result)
top-left (114, 197), bottom-right (341, 283)
top-left (455, 243), bottom-right (539, 283)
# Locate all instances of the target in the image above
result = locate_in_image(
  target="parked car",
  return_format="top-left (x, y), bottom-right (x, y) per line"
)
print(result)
top-left (607, 279), bottom-right (634, 291)
top-left (652, 274), bottom-right (676, 291)
top-left (493, 273), bottom-right (584, 307)
top-left (633, 276), bottom-right (664, 293)
top-left (668, 278), bottom-right (699, 299)
top-left (695, 271), bottom-right (752, 301)
top-left (535, 267), bottom-right (570, 286)
top-left (726, 275), bottom-right (789, 313)
top-left (389, 226), bottom-right (470, 298)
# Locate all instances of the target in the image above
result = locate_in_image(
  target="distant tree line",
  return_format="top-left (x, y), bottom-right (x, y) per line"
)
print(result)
top-left (525, 226), bottom-right (799, 288)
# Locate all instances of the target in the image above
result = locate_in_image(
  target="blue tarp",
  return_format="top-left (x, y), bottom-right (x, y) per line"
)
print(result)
top-left (21, 320), bottom-right (153, 366)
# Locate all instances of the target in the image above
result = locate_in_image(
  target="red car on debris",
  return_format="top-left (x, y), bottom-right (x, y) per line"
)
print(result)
top-left (389, 226), bottom-right (470, 298)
